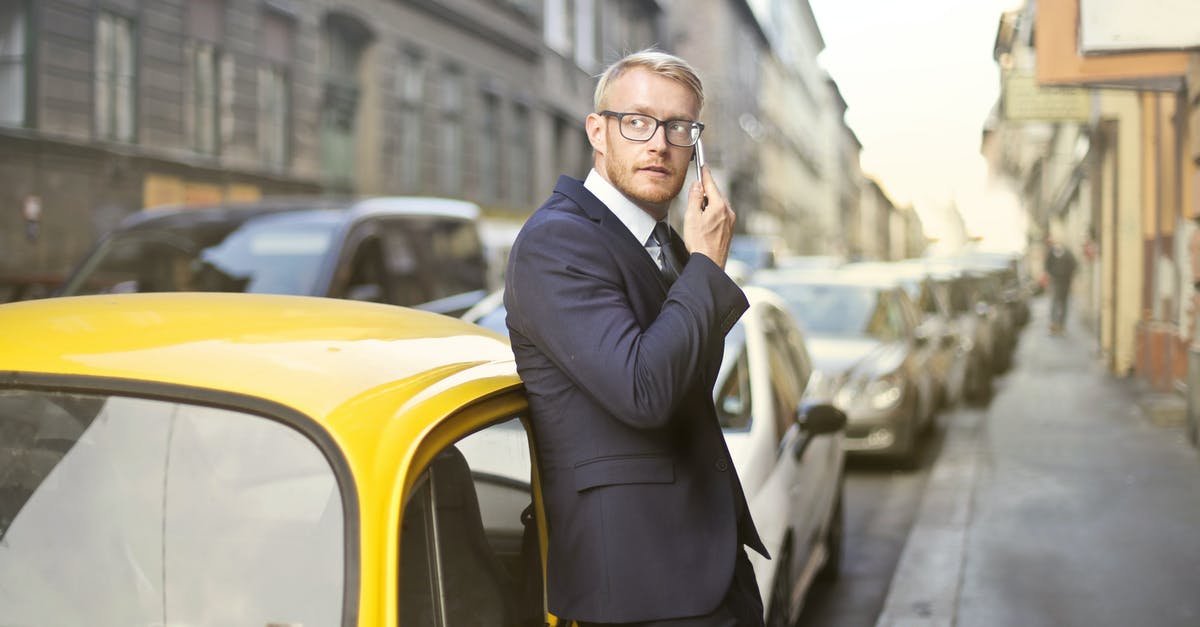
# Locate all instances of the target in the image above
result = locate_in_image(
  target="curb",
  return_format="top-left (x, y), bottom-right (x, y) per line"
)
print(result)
top-left (874, 410), bottom-right (982, 627)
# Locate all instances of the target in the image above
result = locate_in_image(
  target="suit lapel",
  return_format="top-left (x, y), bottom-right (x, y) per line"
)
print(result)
top-left (554, 176), bottom-right (673, 292)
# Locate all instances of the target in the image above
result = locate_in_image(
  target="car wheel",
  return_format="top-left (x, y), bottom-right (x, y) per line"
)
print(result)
top-left (817, 484), bottom-right (844, 583)
top-left (765, 545), bottom-right (793, 627)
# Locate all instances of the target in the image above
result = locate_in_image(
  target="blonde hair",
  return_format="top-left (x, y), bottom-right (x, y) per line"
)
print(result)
top-left (593, 49), bottom-right (704, 113)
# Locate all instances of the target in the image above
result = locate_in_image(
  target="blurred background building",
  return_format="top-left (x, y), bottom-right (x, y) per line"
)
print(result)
top-left (984, 0), bottom-right (1200, 397)
top-left (0, 0), bottom-right (924, 296)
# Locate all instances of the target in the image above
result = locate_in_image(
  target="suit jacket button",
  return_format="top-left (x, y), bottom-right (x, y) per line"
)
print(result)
top-left (715, 459), bottom-right (729, 472)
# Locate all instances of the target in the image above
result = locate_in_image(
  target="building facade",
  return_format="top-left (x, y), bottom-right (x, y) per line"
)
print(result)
top-left (986, 0), bottom-right (1200, 392)
top-left (0, 0), bottom-right (663, 295)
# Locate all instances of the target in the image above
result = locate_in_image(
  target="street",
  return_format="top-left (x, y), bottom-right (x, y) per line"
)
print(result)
top-left (798, 297), bottom-right (1200, 626)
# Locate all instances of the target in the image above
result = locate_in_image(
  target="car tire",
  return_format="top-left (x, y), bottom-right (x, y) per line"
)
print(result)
top-left (765, 544), bottom-right (793, 627)
top-left (817, 484), bottom-right (844, 583)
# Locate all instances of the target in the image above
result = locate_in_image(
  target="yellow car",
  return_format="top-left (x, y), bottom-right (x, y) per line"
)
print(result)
top-left (0, 293), bottom-right (550, 627)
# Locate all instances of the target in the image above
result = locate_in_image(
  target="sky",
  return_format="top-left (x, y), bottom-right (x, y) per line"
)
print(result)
top-left (807, 0), bottom-right (1028, 252)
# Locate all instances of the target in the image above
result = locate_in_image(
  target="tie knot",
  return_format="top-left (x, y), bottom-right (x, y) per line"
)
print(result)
top-left (652, 222), bottom-right (672, 247)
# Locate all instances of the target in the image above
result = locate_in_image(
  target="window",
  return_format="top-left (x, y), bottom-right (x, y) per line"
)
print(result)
top-left (399, 417), bottom-right (542, 627)
top-left (258, 65), bottom-right (289, 166)
top-left (543, 0), bottom-right (572, 55)
top-left (0, 1), bottom-right (27, 126)
top-left (478, 90), bottom-right (500, 203)
top-left (574, 0), bottom-right (597, 70)
top-left (397, 49), bottom-right (425, 191)
top-left (766, 326), bottom-right (804, 444)
top-left (320, 14), bottom-right (369, 189)
top-left (94, 11), bottom-right (135, 142)
top-left (186, 0), bottom-right (224, 154)
top-left (509, 103), bottom-right (531, 206)
top-left (716, 322), bottom-right (752, 430)
top-left (187, 41), bottom-right (220, 153)
top-left (0, 389), bottom-right (345, 626)
top-left (259, 11), bottom-right (292, 168)
top-left (438, 67), bottom-right (463, 196)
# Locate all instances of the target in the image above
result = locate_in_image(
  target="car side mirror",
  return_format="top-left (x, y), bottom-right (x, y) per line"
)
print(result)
top-left (793, 401), bottom-right (846, 461)
top-left (796, 401), bottom-right (846, 434)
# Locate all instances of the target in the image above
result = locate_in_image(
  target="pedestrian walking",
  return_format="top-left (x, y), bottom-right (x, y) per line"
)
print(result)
top-left (1044, 239), bottom-right (1077, 334)
top-left (503, 49), bottom-right (767, 626)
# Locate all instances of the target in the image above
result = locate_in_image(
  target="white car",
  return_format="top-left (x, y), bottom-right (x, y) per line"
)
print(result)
top-left (715, 287), bottom-right (846, 626)
top-left (465, 286), bottom-right (847, 626)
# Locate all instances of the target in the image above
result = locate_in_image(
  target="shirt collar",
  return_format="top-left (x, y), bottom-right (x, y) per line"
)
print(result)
top-left (584, 168), bottom-right (659, 246)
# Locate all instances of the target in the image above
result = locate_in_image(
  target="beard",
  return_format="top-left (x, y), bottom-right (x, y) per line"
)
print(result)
top-left (603, 147), bottom-right (686, 213)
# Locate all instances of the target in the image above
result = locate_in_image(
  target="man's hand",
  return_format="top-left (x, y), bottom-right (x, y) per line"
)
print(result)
top-left (682, 165), bottom-right (735, 269)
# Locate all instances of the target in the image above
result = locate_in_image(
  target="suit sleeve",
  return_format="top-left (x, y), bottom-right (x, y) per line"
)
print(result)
top-left (507, 215), bottom-right (748, 430)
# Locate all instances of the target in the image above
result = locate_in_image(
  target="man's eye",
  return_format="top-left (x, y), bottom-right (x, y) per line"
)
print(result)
top-left (668, 122), bottom-right (689, 134)
top-left (627, 117), bottom-right (649, 129)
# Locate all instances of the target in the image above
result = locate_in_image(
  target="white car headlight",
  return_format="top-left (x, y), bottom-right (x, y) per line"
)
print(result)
top-left (866, 374), bottom-right (904, 411)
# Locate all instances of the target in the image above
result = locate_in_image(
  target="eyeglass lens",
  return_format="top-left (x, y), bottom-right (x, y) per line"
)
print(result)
top-left (618, 113), bottom-right (700, 147)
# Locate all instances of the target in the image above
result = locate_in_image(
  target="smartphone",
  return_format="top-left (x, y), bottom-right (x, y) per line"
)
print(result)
top-left (694, 138), bottom-right (708, 210)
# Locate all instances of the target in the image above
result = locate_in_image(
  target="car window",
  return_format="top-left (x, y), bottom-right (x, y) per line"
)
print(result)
top-left (0, 389), bottom-right (344, 627)
top-left (337, 235), bottom-right (391, 303)
top-left (400, 416), bottom-right (541, 627)
top-left (766, 345), bottom-right (798, 445)
top-left (764, 282), bottom-right (876, 336)
top-left (896, 290), bottom-right (921, 331)
top-left (378, 217), bottom-right (487, 310)
top-left (765, 305), bottom-right (812, 390)
top-left (61, 211), bottom-right (341, 296)
top-left (715, 323), bottom-right (752, 431)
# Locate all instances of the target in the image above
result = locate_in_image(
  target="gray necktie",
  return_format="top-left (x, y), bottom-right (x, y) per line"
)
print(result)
top-left (653, 222), bottom-right (681, 284)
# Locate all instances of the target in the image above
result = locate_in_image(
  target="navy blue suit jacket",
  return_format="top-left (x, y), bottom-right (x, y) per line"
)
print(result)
top-left (505, 176), bottom-right (767, 624)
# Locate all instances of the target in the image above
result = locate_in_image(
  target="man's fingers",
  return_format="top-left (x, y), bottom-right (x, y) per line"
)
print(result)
top-left (687, 180), bottom-right (706, 214)
top-left (700, 165), bottom-right (724, 204)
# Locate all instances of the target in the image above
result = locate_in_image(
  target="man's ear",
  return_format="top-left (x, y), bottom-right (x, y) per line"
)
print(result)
top-left (585, 112), bottom-right (607, 155)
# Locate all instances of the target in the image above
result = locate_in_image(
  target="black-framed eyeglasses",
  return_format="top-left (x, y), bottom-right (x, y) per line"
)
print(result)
top-left (599, 110), bottom-right (705, 148)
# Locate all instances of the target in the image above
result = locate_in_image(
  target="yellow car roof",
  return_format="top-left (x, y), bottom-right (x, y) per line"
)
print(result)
top-left (0, 293), bottom-right (522, 431)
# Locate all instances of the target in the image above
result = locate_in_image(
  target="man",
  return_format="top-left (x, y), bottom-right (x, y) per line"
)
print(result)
top-left (1044, 239), bottom-right (1077, 334)
top-left (504, 50), bottom-right (767, 626)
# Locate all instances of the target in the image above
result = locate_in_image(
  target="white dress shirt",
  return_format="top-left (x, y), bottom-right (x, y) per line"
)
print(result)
top-left (583, 169), bottom-right (667, 270)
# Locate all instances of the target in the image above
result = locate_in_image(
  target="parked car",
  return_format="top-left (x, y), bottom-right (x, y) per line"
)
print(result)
top-left (463, 287), bottom-right (848, 624)
top-left (0, 293), bottom-right (541, 626)
top-left (728, 234), bottom-right (782, 275)
top-left (754, 269), bottom-right (938, 466)
top-left (941, 267), bottom-right (997, 404)
top-left (0, 291), bottom-right (843, 626)
top-left (57, 197), bottom-right (490, 316)
top-left (716, 287), bottom-right (846, 626)
top-left (845, 261), bottom-right (972, 410)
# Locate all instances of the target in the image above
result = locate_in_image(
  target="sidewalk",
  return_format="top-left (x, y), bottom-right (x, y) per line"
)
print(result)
top-left (875, 299), bottom-right (1200, 627)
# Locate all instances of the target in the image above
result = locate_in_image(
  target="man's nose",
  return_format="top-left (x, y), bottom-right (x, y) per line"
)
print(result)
top-left (645, 123), bottom-right (669, 151)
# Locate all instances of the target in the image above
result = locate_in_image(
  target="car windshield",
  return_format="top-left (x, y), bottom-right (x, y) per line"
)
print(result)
top-left (761, 282), bottom-right (877, 336)
top-left (0, 389), bottom-right (345, 626)
top-left (61, 210), bottom-right (342, 296)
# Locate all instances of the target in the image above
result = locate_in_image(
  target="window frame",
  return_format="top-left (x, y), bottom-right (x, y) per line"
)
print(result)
top-left (397, 393), bottom-right (541, 627)
top-left (0, 0), bottom-right (33, 128)
top-left (186, 39), bottom-right (222, 154)
top-left (93, 9), bottom-right (137, 143)
top-left (0, 371), bottom-right (362, 626)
